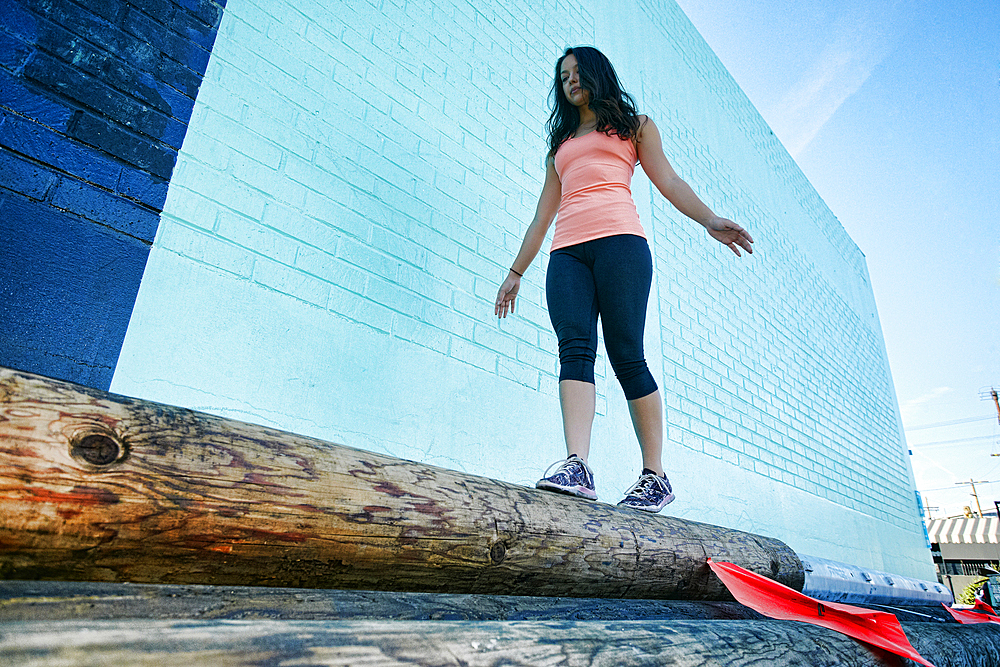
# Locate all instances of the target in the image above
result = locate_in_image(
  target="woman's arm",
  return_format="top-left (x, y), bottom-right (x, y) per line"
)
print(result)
top-left (495, 155), bottom-right (561, 318)
top-left (636, 116), bottom-right (754, 256)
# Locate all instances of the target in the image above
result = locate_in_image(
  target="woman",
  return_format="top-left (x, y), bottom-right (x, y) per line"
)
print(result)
top-left (495, 46), bottom-right (753, 512)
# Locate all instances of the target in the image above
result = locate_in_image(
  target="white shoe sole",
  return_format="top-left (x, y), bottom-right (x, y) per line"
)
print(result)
top-left (536, 480), bottom-right (598, 501)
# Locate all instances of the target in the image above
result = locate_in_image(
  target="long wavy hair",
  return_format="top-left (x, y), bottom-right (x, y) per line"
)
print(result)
top-left (546, 46), bottom-right (641, 157)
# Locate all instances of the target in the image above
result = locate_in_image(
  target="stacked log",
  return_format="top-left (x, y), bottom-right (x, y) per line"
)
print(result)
top-left (2, 581), bottom-right (998, 667)
top-left (0, 366), bottom-right (799, 599)
top-left (0, 580), bottom-right (769, 622)
top-left (2, 614), bottom-right (998, 666)
top-left (3, 367), bottom-right (999, 666)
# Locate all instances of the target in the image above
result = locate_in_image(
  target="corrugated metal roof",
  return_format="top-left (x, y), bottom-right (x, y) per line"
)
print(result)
top-left (927, 517), bottom-right (999, 544)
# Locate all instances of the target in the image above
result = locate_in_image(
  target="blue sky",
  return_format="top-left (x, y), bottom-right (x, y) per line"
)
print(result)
top-left (675, 0), bottom-right (1000, 519)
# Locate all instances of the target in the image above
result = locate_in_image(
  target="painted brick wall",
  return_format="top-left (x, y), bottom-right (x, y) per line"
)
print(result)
top-left (622, 8), bottom-right (914, 528)
top-left (109, 0), bottom-right (933, 577)
top-left (139, 0), bottom-right (594, 395)
top-left (0, 0), bottom-right (225, 388)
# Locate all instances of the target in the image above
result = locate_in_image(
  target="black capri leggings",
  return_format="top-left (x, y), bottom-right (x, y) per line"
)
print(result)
top-left (545, 234), bottom-right (658, 400)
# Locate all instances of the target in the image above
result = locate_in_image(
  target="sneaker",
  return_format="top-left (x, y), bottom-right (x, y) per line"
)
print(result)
top-left (618, 472), bottom-right (675, 512)
top-left (535, 455), bottom-right (597, 500)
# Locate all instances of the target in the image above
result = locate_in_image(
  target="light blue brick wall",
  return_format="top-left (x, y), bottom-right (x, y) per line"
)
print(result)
top-left (112, 0), bottom-right (933, 578)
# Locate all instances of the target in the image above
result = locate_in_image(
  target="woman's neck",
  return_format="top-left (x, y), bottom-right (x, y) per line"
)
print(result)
top-left (575, 106), bottom-right (597, 137)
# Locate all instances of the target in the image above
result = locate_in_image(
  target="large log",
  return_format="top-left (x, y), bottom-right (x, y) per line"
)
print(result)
top-left (0, 367), bottom-right (802, 598)
top-left (3, 580), bottom-right (960, 625)
top-left (3, 618), bottom-right (999, 667)
top-left (0, 580), bottom-right (768, 622)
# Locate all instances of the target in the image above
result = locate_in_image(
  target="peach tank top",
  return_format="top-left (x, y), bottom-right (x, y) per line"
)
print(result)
top-left (551, 130), bottom-right (645, 251)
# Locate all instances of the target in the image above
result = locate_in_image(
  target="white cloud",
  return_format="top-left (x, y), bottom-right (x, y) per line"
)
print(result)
top-left (900, 386), bottom-right (954, 424)
top-left (764, 4), bottom-right (899, 156)
top-left (910, 450), bottom-right (958, 487)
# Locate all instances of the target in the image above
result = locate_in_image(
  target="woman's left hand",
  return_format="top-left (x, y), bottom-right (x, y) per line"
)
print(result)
top-left (706, 216), bottom-right (754, 257)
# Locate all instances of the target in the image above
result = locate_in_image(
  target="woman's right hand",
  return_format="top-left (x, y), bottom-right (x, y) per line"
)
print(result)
top-left (494, 155), bottom-right (559, 319)
top-left (495, 272), bottom-right (521, 318)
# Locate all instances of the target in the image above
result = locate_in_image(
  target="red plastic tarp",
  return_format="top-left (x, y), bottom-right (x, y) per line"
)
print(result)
top-left (943, 599), bottom-right (1000, 624)
top-left (707, 558), bottom-right (935, 667)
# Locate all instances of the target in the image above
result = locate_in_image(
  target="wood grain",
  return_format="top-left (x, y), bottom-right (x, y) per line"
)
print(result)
top-left (0, 367), bottom-right (803, 599)
top-left (0, 580), bottom-right (769, 622)
top-left (4, 617), bottom-right (999, 667)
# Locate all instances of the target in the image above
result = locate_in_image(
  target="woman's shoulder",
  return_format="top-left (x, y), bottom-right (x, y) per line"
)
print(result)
top-left (635, 115), bottom-right (659, 143)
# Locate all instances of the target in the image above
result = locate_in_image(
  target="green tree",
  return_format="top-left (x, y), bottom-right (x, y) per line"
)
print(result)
top-left (956, 562), bottom-right (998, 605)
top-left (957, 576), bottom-right (987, 605)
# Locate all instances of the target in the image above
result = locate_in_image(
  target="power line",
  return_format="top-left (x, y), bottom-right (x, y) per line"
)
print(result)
top-left (920, 480), bottom-right (999, 493)
top-left (957, 479), bottom-right (989, 516)
top-left (909, 434), bottom-right (1000, 448)
top-left (905, 415), bottom-right (996, 431)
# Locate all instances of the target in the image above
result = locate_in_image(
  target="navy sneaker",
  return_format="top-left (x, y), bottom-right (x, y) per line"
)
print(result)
top-left (535, 455), bottom-right (597, 500)
top-left (618, 472), bottom-right (675, 512)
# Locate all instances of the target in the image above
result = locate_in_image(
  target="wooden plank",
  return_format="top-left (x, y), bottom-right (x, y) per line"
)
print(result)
top-left (0, 367), bottom-right (803, 599)
top-left (3, 617), bottom-right (999, 667)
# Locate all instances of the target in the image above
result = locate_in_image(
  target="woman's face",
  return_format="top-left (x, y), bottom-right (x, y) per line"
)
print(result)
top-left (560, 54), bottom-right (588, 108)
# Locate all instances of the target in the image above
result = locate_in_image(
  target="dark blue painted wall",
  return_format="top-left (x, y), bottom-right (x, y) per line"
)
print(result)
top-left (0, 0), bottom-right (225, 389)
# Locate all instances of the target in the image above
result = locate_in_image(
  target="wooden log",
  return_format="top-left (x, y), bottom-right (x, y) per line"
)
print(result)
top-left (3, 618), bottom-right (999, 667)
top-left (0, 366), bottom-right (802, 599)
top-left (0, 580), bottom-right (768, 622)
top-left (1, 581), bottom-right (956, 625)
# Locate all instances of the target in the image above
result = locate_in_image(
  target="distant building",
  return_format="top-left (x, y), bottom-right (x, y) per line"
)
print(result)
top-left (927, 516), bottom-right (1000, 598)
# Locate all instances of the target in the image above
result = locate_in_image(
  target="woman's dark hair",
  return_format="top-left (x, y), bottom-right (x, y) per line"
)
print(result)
top-left (546, 46), bottom-right (641, 157)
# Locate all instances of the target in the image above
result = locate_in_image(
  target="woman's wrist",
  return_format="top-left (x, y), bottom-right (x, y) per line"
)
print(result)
top-left (699, 213), bottom-right (721, 229)
top-left (509, 266), bottom-right (524, 277)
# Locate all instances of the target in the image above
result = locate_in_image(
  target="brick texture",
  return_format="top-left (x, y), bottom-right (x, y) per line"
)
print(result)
top-left (0, 0), bottom-right (226, 388)
top-left (110, 0), bottom-right (928, 571)
top-left (154, 0), bottom-right (594, 393)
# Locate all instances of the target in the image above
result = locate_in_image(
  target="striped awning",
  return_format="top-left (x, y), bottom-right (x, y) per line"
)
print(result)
top-left (927, 517), bottom-right (999, 544)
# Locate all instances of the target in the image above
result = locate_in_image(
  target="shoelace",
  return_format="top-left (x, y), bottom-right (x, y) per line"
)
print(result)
top-left (626, 474), bottom-right (664, 498)
top-left (542, 456), bottom-right (585, 480)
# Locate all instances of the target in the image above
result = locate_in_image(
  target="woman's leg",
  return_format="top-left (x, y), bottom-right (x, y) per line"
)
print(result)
top-left (591, 236), bottom-right (663, 472)
top-left (628, 389), bottom-right (664, 475)
top-left (546, 246), bottom-right (600, 461)
top-left (537, 379), bottom-right (599, 499)
top-left (560, 379), bottom-right (596, 461)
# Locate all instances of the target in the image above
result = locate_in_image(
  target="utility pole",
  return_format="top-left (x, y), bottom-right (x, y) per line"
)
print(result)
top-left (983, 387), bottom-right (1000, 456)
top-left (923, 501), bottom-right (940, 521)
top-left (981, 387), bottom-right (1000, 425)
top-left (956, 479), bottom-right (988, 517)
